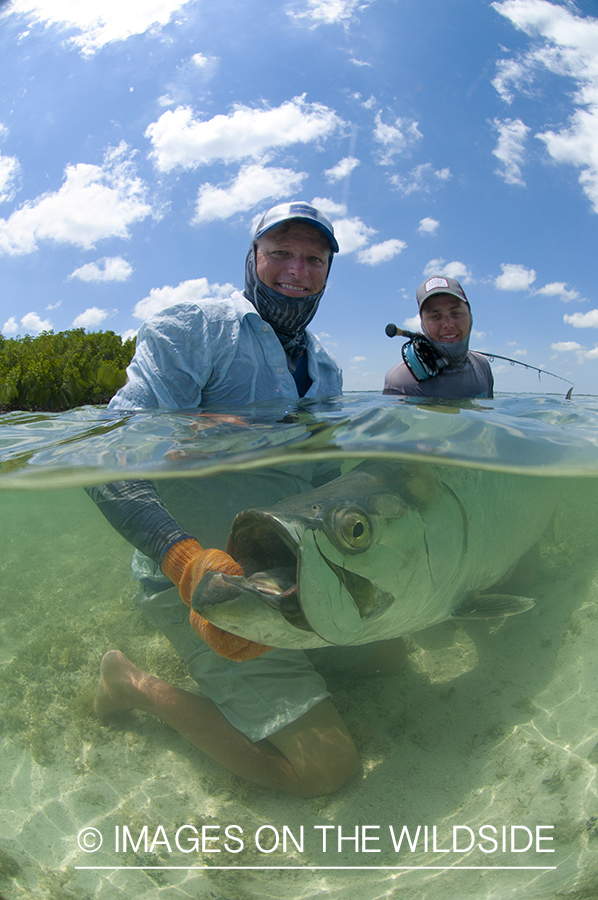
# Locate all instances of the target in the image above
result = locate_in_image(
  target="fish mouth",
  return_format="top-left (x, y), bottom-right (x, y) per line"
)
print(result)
top-left (191, 509), bottom-right (394, 646)
top-left (192, 510), bottom-right (313, 634)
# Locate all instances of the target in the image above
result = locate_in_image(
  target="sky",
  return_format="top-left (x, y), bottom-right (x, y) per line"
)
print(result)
top-left (1, 0), bottom-right (598, 395)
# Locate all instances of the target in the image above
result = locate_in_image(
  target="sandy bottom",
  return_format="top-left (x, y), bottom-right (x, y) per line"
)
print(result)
top-left (1, 482), bottom-right (598, 900)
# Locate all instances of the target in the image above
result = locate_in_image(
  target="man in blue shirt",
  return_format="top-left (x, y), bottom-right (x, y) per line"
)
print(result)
top-left (92, 202), bottom-right (405, 797)
top-left (110, 202), bottom-right (342, 410)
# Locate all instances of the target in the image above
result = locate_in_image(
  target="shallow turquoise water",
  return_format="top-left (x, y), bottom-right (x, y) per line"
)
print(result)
top-left (1, 394), bottom-right (598, 900)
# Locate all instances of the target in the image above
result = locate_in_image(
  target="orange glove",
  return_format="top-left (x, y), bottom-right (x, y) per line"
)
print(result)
top-left (161, 538), bottom-right (272, 661)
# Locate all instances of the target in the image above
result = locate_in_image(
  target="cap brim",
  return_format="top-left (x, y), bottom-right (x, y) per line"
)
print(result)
top-left (256, 217), bottom-right (339, 253)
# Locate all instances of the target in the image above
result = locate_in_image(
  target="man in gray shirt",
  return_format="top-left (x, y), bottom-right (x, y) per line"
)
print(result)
top-left (384, 276), bottom-right (493, 399)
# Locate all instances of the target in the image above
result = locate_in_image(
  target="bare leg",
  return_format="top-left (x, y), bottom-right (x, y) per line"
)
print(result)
top-left (95, 650), bottom-right (359, 798)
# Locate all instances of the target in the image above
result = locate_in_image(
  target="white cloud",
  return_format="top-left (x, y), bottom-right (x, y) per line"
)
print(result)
top-left (0, 153), bottom-right (20, 204)
top-left (2, 316), bottom-right (18, 336)
top-left (69, 256), bottom-right (133, 282)
top-left (423, 258), bottom-right (474, 283)
top-left (391, 164), bottom-right (451, 195)
top-left (492, 58), bottom-right (531, 104)
top-left (564, 308), bottom-right (598, 328)
top-left (194, 164), bottom-right (306, 223)
top-left (72, 306), bottom-right (110, 329)
top-left (418, 217), bottom-right (439, 235)
top-left (0, 123), bottom-right (20, 203)
top-left (121, 328), bottom-right (138, 342)
top-left (492, 117), bottom-right (530, 185)
top-left (6, 311), bottom-right (53, 335)
top-left (373, 114), bottom-right (422, 165)
top-left (357, 238), bottom-right (407, 265)
top-left (493, 0), bottom-right (598, 213)
top-left (310, 197), bottom-right (347, 217)
top-left (6, 0), bottom-right (191, 56)
top-left (495, 262), bottom-right (536, 290)
top-left (402, 314), bottom-right (422, 331)
top-left (351, 356), bottom-right (366, 362)
top-left (133, 278), bottom-right (237, 321)
top-left (157, 53), bottom-right (219, 108)
top-left (288, 0), bottom-right (369, 26)
top-left (538, 112), bottom-right (598, 212)
top-left (146, 96), bottom-right (342, 172)
top-left (330, 216), bottom-right (377, 254)
top-left (552, 341), bottom-right (583, 351)
top-left (324, 156), bottom-right (360, 182)
top-left (315, 332), bottom-right (337, 348)
top-left (22, 311), bottom-right (51, 333)
top-left (534, 281), bottom-right (581, 303)
top-left (309, 197), bottom-right (379, 256)
top-left (191, 52), bottom-right (209, 69)
top-left (0, 143), bottom-right (151, 256)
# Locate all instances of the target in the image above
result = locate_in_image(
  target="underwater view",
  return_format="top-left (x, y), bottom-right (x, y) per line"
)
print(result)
top-left (2, 393), bottom-right (598, 900)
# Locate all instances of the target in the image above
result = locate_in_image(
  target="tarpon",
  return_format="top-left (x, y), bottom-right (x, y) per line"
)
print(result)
top-left (191, 460), bottom-right (560, 649)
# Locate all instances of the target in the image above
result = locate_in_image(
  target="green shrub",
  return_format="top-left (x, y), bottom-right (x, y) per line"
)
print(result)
top-left (0, 329), bottom-right (136, 411)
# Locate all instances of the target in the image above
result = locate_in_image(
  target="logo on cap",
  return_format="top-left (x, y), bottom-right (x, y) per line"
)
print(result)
top-left (425, 277), bottom-right (449, 292)
top-left (289, 203), bottom-right (318, 219)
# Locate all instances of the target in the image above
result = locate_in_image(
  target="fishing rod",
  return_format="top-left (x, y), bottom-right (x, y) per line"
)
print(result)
top-left (385, 324), bottom-right (575, 399)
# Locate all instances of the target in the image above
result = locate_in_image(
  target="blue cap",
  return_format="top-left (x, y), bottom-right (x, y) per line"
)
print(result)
top-left (254, 201), bottom-right (339, 253)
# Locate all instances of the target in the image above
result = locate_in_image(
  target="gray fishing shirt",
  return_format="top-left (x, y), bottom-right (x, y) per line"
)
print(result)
top-left (383, 351), bottom-right (494, 399)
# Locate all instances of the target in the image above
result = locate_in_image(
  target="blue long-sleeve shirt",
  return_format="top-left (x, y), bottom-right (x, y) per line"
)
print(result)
top-left (108, 292), bottom-right (342, 411)
top-left (89, 292), bottom-right (342, 565)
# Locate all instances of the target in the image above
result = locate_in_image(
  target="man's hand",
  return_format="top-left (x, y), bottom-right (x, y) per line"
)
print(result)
top-left (161, 538), bottom-right (272, 661)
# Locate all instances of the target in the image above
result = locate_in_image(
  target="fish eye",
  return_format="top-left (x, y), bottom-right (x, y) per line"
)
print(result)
top-left (333, 507), bottom-right (372, 551)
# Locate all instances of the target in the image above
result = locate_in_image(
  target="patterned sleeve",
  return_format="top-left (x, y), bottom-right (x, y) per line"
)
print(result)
top-left (85, 480), bottom-right (193, 566)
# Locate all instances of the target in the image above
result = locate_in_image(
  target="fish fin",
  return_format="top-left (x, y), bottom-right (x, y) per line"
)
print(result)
top-left (453, 593), bottom-right (536, 619)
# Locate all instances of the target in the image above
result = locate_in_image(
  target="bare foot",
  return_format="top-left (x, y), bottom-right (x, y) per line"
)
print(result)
top-left (94, 650), bottom-right (142, 721)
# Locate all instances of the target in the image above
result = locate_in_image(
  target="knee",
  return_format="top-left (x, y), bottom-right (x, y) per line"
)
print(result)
top-left (297, 748), bottom-right (360, 797)
top-left (268, 699), bottom-right (361, 797)
top-left (294, 734), bottom-right (361, 798)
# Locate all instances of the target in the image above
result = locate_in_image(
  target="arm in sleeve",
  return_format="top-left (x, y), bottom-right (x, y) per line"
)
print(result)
top-left (108, 304), bottom-right (216, 411)
top-left (85, 480), bottom-right (193, 566)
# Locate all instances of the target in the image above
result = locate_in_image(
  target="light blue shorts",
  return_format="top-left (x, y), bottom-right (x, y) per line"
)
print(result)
top-left (135, 583), bottom-right (374, 742)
